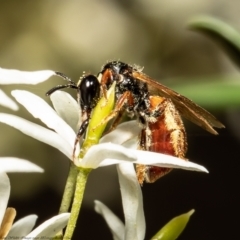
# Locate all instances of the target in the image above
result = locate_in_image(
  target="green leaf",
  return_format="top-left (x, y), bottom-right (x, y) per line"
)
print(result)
top-left (151, 209), bottom-right (194, 240)
top-left (188, 16), bottom-right (240, 69)
top-left (168, 76), bottom-right (240, 109)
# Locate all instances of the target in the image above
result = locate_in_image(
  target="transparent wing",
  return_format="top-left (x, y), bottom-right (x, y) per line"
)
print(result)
top-left (132, 71), bottom-right (224, 135)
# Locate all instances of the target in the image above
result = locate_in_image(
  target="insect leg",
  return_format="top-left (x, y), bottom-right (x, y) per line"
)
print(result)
top-left (72, 119), bottom-right (89, 158)
top-left (98, 68), bottom-right (113, 100)
top-left (92, 91), bottom-right (134, 131)
top-left (105, 108), bottom-right (124, 133)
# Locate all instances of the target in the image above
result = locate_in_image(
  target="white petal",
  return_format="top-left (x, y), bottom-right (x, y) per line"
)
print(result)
top-left (11, 90), bottom-right (77, 150)
top-left (121, 137), bottom-right (138, 149)
top-left (77, 143), bottom-right (137, 168)
top-left (117, 163), bottom-right (145, 240)
top-left (0, 68), bottom-right (55, 84)
top-left (0, 113), bottom-right (73, 159)
top-left (94, 200), bottom-right (124, 240)
top-left (78, 142), bottom-right (207, 172)
top-left (0, 158), bottom-right (43, 173)
top-left (131, 150), bottom-right (208, 173)
top-left (25, 213), bottom-right (70, 239)
top-left (8, 215), bottom-right (38, 237)
top-left (0, 172), bottom-right (10, 225)
top-left (50, 91), bottom-right (80, 131)
top-left (100, 121), bottom-right (140, 145)
top-left (0, 90), bottom-right (18, 111)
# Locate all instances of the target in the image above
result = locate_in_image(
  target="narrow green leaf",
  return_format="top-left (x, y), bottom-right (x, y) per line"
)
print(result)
top-left (188, 16), bottom-right (240, 68)
top-left (169, 76), bottom-right (240, 109)
top-left (151, 209), bottom-right (195, 240)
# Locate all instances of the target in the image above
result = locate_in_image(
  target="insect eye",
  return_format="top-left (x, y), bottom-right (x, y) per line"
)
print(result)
top-left (79, 75), bottom-right (100, 111)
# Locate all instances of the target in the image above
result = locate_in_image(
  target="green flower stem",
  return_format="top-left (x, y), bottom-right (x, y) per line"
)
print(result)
top-left (53, 163), bottom-right (78, 240)
top-left (58, 76), bottom-right (115, 214)
top-left (59, 163), bottom-right (78, 214)
top-left (62, 82), bottom-right (116, 239)
top-left (64, 167), bottom-right (91, 240)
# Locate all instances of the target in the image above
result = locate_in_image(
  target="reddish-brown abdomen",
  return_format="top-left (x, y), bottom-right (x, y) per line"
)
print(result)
top-left (137, 96), bottom-right (187, 184)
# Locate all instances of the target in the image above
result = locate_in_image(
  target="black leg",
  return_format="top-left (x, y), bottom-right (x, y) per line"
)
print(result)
top-left (72, 119), bottom-right (90, 158)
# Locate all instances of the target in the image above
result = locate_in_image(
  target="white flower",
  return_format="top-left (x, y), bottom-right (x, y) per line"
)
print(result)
top-left (0, 172), bottom-right (69, 239)
top-left (0, 68), bottom-right (56, 111)
top-left (94, 163), bottom-right (145, 240)
top-left (0, 89), bottom-right (208, 173)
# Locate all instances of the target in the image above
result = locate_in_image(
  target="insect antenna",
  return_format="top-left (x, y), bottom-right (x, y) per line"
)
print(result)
top-left (46, 72), bottom-right (78, 96)
top-left (55, 71), bottom-right (76, 85)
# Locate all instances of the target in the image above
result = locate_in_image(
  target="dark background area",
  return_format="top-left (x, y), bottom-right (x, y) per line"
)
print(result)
top-left (1, 1), bottom-right (240, 239)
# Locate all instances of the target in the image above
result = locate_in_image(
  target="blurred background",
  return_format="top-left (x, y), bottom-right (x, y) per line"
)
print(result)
top-left (0, 0), bottom-right (240, 239)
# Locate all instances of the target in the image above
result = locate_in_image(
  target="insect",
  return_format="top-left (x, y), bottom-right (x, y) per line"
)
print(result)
top-left (46, 72), bottom-right (100, 156)
top-left (46, 61), bottom-right (224, 184)
top-left (95, 61), bottom-right (224, 184)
